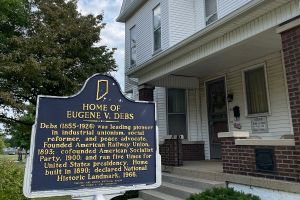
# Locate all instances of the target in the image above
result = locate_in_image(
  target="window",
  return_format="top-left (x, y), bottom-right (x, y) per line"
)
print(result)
top-left (205, 0), bottom-right (218, 25)
top-left (130, 26), bottom-right (137, 66)
top-left (243, 65), bottom-right (269, 115)
top-left (167, 89), bottom-right (187, 138)
top-left (153, 4), bottom-right (161, 52)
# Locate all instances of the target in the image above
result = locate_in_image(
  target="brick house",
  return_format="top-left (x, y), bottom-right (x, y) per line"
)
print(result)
top-left (117, 0), bottom-right (300, 199)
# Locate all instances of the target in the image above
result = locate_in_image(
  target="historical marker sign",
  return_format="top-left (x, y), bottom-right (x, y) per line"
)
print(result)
top-left (23, 74), bottom-right (161, 198)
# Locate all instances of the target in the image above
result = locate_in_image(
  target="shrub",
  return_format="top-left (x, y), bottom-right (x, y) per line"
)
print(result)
top-left (0, 137), bottom-right (5, 154)
top-left (187, 187), bottom-right (260, 200)
top-left (112, 191), bottom-right (139, 200)
top-left (0, 159), bottom-right (27, 200)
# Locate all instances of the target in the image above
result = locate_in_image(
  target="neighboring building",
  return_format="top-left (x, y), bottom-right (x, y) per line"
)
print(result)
top-left (117, 0), bottom-right (300, 198)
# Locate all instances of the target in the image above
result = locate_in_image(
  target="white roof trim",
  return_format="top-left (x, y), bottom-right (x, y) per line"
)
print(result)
top-left (116, 0), bottom-right (147, 23)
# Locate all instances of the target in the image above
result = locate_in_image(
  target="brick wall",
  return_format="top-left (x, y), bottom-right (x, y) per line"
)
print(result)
top-left (282, 25), bottom-right (300, 147)
top-left (281, 23), bottom-right (300, 183)
top-left (138, 86), bottom-right (154, 101)
top-left (159, 139), bottom-right (183, 166)
top-left (221, 139), bottom-right (299, 182)
top-left (182, 144), bottom-right (205, 161)
top-left (220, 24), bottom-right (300, 182)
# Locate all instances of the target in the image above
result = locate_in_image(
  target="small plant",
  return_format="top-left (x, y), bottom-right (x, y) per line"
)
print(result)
top-left (187, 187), bottom-right (260, 200)
top-left (111, 191), bottom-right (139, 200)
top-left (0, 159), bottom-right (27, 200)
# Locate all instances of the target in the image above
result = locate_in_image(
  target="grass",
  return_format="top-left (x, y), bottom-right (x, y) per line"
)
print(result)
top-left (0, 155), bottom-right (135, 200)
top-left (0, 154), bottom-right (71, 200)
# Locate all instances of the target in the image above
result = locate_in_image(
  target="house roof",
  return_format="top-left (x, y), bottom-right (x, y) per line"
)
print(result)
top-left (116, 0), bottom-right (147, 22)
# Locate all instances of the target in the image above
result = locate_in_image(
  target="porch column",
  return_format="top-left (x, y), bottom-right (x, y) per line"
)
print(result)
top-left (278, 18), bottom-right (300, 148)
top-left (138, 84), bottom-right (154, 101)
top-left (278, 18), bottom-right (300, 182)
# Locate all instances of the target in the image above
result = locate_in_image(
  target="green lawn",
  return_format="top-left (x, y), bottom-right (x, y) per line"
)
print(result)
top-left (0, 154), bottom-right (71, 200)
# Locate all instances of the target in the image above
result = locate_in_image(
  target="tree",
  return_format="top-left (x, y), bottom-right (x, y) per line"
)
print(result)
top-left (0, 0), bottom-right (28, 46)
top-left (0, 0), bottom-right (116, 147)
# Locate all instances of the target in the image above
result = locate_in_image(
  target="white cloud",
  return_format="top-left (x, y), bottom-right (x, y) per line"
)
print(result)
top-left (78, 0), bottom-right (125, 91)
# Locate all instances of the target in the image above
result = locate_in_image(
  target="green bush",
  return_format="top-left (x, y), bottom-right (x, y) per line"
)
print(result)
top-left (0, 159), bottom-right (27, 200)
top-left (187, 187), bottom-right (260, 200)
top-left (111, 191), bottom-right (139, 200)
top-left (0, 137), bottom-right (5, 154)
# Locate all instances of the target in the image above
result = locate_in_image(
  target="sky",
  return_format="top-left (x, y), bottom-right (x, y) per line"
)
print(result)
top-left (78, 0), bottom-right (125, 90)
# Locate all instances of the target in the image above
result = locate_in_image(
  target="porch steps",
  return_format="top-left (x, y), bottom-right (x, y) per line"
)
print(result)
top-left (137, 172), bottom-right (225, 200)
top-left (171, 166), bottom-right (223, 182)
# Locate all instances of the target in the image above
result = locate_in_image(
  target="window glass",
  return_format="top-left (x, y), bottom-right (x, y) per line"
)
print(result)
top-left (153, 5), bottom-right (161, 51)
top-left (168, 89), bottom-right (185, 113)
top-left (205, 0), bottom-right (218, 25)
top-left (167, 89), bottom-right (187, 138)
top-left (244, 66), bottom-right (269, 115)
top-left (153, 28), bottom-right (161, 53)
top-left (130, 26), bottom-right (136, 66)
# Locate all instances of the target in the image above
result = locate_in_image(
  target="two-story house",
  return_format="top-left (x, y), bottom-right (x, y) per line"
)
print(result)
top-left (117, 0), bottom-right (300, 198)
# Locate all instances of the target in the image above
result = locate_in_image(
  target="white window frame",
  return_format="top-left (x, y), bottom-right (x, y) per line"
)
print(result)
top-left (242, 63), bottom-right (271, 117)
top-left (166, 88), bottom-right (188, 139)
top-left (129, 25), bottom-right (136, 67)
top-left (152, 4), bottom-right (161, 54)
top-left (204, 0), bottom-right (219, 26)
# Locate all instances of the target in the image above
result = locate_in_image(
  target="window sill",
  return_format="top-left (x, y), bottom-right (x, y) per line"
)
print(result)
top-left (152, 48), bottom-right (162, 56)
top-left (129, 64), bottom-right (136, 69)
top-left (246, 112), bottom-right (271, 118)
top-left (235, 139), bottom-right (295, 146)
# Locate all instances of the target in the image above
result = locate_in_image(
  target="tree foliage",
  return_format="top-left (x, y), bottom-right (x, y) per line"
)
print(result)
top-left (0, 0), bottom-right (116, 147)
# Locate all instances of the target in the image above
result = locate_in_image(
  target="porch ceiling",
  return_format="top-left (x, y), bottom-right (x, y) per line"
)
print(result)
top-left (170, 28), bottom-right (282, 79)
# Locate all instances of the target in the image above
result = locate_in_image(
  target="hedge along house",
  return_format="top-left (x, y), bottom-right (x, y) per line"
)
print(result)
top-left (117, 0), bottom-right (300, 190)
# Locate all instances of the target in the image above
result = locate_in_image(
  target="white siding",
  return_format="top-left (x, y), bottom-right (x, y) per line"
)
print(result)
top-left (168, 0), bottom-right (198, 45)
top-left (199, 83), bottom-right (210, 160)
top-left (199, 52), bottom-right (293, 143)
top-left (217, 0), bottom-right (252, 19)
top-left (125, 0), bottom-right (169, 71)
top-left (168, 0), bottom-right (252, 46)
top-left (227, 52), bottom-right (292, 138)
top-left (154, 87), bottom-right (167, 138)
top-left (150, 75), bottom-right (199, 89)
top-left (195, 0), bottom-right (206, 31)
top-left (187, 89), bottom-right (202, 141)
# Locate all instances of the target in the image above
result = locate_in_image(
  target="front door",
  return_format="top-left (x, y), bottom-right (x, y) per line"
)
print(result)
top-left (206, 78), bottom-right (228, 159)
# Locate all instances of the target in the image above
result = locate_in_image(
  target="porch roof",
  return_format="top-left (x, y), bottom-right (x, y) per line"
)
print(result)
top-left (127, 0), bottom-right (299, 85)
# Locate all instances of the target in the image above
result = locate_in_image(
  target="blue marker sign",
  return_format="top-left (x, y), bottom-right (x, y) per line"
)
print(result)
top-left (23, 74), bottom-right (161, 198)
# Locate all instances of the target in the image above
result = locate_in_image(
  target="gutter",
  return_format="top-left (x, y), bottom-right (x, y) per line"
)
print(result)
top-left (126, 0), bottom-right (267, 77)
top-left (116, 0), bottom-right (147, 23)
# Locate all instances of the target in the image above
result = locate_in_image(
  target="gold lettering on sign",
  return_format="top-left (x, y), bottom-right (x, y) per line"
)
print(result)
top-left (35, 78), bottom-right (156, 189)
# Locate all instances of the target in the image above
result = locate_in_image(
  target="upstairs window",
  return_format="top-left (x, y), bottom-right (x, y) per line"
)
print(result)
top-left (205, 0), bottom-right (218, 25)
top-left (243, 65), bottom-right (270, 115)
top-left (130, 26), bottom-right (137, 66)
top-left (153, 4), bottom-right (161, 52)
